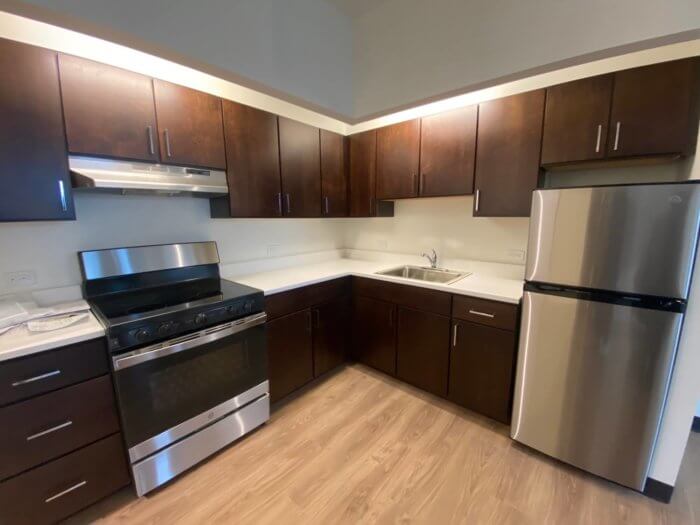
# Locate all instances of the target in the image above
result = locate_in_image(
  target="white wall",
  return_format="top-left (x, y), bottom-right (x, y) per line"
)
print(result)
top-left (7, 0), bottom-right (354, 117)
top-left (342, 196), bottom-right (530, 265)
top-left (0, 193), bottom-right (344, 295)
top-left (352, 0), bottom-right (700, 118)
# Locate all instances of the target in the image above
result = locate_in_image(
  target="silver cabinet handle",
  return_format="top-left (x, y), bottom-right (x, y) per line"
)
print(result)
top-left (164, 129), bottom-right (172, 157)
top-left (474, 189), bottom-right (480, 213)
top-left (613, 121), bottom-right (621, 151)
top-left (27, 420), bottom-right (73, 441)
top-left (469, 309), bottom-right (495, 318)
top-left (276, 193), bottom-right (283, 216)
top-left (45, 481), bottom-right (87, 503)
top-left (147, 125), bottom-right (155, 155)
top-left (12, 370), bottom-right (61, 387)
top-left (595, 124), bottom-right (602, 153)
top-left (324, 196), bottom-right (330, 215)
top-left (58, 181), bottom-right (67, 212)
top-left (285, 193), bottom-right (291, 214)
top-left (452, 324), bottom-right (459, 347)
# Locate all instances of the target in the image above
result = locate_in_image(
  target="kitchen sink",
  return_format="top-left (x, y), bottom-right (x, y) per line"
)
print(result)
top-left (375, 265), bottom-right (470, 285)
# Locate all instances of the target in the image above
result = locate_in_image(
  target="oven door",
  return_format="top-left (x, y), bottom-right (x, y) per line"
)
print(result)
top-left (111, 312), bottom-right (267, 463)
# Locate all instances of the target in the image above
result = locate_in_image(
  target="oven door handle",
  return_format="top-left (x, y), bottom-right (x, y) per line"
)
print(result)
top-left (112, 312), bottom-right (267, 371)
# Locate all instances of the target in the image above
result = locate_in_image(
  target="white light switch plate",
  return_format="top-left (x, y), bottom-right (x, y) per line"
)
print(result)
top-left (5, 270), bottom-right (37, 289)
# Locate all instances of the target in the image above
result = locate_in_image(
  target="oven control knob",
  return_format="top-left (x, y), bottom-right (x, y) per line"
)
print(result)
top-left (135, 328), bottom-right (151, 342)
top-left (195, 313), bottom-right (208, 325)
top-left (158, 322), bottom-right (171, 336)
top-left (244, 300), bottom-right (254, 312)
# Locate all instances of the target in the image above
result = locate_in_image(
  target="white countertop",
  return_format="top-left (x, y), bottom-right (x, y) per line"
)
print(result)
top-left (225, 254), bottom-right (524, 304)
top-left (0, 311), bottom-right (105, 363)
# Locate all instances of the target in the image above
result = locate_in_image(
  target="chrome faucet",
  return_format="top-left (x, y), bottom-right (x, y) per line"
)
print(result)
top-left (421, 249), bottom-right (438, 269)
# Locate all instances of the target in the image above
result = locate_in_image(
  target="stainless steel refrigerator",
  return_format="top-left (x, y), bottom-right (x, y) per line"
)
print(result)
top-left (511, 182), bottom-right (700, 491)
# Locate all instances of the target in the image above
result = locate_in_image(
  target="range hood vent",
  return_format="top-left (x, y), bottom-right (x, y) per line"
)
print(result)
top-left (69, 156), bottom-right (228, 197)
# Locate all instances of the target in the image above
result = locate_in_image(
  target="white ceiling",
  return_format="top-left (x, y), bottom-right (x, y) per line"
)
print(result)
top-left (4, 0), bottom-right (700, 121)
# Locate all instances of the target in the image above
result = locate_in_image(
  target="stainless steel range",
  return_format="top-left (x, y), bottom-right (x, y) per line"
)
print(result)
top-left (79, 242), bottom-right (269, 496)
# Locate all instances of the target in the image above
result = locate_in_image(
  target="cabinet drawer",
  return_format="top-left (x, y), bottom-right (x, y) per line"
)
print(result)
top-left (0, 375), bottom-right (120, 481)
top-left (0, 433), bottom-right (129, 525)
top-left (0, 338), bottom-right (108, 406)
top-left (266, 277), bottom-right (350, 319)
top-left (353, 277), bottom-right (452, 316)
top-left (452, 296), bottom-right (518, 331)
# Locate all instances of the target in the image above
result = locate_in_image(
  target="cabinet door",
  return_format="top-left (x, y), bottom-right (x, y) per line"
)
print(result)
top-left (320, 130), bottom-right (348, 217)
top-left (419, 106), bottom-right (477, 197)
top-left (153, 79), bottom-right (226, 169)
top-left (376, 119), bottom-right (421, 199)
top-left (59, 55), bottom-right (159, 162)
top-left (396, 307), bottom-right (450, 397)
top-left (0, 39), bottom-right (74, 221)
top-left (313, 297), bottom-right (349, 377)
top-left (448, 320), bottom-right (516, 424)
top-left (349, 130), bottom-right (377, 217)
top-left (474, 90), bottom-right (545, 217)
top-left (608, 58), bottom-right (700, 158)
top-left (221, 100), bottom-right (282, 217)
top-left (267, 309), bottom-right (314, 403)
top-left (352, 296), bottom-right (396, 375)
top-left (279, 117), bottom-right (322, 217)
top-left (541, 75), bottom-right (613, 165)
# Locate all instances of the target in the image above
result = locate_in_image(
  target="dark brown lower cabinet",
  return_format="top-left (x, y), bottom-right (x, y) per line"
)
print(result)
top-left (352, 295), bottom-right (397, 375)
top-left (267, 309), bottom-right (314, 402)
top-left (0, 433), bottom-right (129, 525)
top-left (313, 297), bottom-right (350, 377)
top-left (396, 307), bottom-right (450, 397)
top-left (448, 320), bottom-right (517, 424)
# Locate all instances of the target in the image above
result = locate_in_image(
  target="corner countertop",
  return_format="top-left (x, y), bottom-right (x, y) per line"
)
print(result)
top-left (0, 311), bottom-right (105, 363)
top-left (224, 254), bottom-right (524, 304)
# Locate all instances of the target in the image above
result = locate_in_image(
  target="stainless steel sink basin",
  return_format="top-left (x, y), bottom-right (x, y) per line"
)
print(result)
top-left (375, 265), bottom-right (470, 285)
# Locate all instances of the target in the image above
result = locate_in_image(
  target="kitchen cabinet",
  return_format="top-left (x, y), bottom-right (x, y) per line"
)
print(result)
top-left (474, 90), bottom-right (545, 217)
top-left (0, 39), bottom-right (74, 222)
top-left (320, 129), bottom-right (348, 216)
top-left (267, 309), bottom-right (314, 402)
top-left (608, 58), bottom-right (700, 158)
top-left (396, 307), bottom-right (450, 397)
top-left (419, 106), bottom-right (477, 197)
top-left (349, 130), bottom-right (394, 217)
top-left (352, 295), bottom-right (397, 375)
top-left (278, 117), bottom-right (322, 217)
top-left (152, 79), bottom-right (226, 169)
top-left (215, 100), bottom-right (282, 217)
top-left (376, 119), bottom-right (421, 199)
top-left (59, 55), bottom-right (160, 162)
top-left (448, 320), bottom-right (517, 424)
top-left (313, 296), bottom-right (350, 377)
top-left (541, 75), bottom-right (613, 165)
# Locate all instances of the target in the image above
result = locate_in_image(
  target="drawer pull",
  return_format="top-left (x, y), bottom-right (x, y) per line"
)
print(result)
top-left (468, 309), bottom-right (495, 318)
top-left (11, 370), bottom-right (61, 387)
top-left (26, 420), bottom-right (73, 441)
top-left (45, 480), bottom-right (87, 503)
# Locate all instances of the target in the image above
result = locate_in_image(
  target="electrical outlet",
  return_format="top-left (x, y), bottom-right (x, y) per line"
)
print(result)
top-left (6, 270), bottom-right (37, 289)
top-left (507, 249), bottom-right (526, 262)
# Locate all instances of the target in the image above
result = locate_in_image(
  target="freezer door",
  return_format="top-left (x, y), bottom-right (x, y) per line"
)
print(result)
top-left (511, 291), bottom-right (682, 490)
top-left (526, 184), bottom-right (700, 298)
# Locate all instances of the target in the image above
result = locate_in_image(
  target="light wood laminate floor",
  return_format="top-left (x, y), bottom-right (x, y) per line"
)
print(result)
top-left (69, 364), bottom-right (699, 524)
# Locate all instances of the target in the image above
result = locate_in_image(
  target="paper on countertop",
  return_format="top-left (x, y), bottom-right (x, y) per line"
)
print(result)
top-left (0, 298), bottom-right (91, 335)
top-left (26, 313), bottom-right (89, 332)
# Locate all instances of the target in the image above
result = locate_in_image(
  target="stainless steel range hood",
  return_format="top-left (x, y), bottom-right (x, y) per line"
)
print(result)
top-left (69, 156), bottom-right (228, 197)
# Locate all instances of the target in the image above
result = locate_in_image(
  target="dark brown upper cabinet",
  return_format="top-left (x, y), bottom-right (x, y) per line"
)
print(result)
top-left (320, 130), bottom-right (348, 217)
top-left (59, 56), bottom-right (160, 162)
top-left (348, 130), bottom-right (394, 218)
top-left (376, 119), bottom-right (421, 199)
top-left (419, 106), bottom-right (477, 197)
top-left (474, 90), bottom-right (545, 217)
top-left (278, 117), bottom-right (322, 217)
top-left (216, 100), bottom-right (282, 217)
top-left (608, 58), bottom-right (700, 158)
top-left (152, 79), bottom-right (226, 170)
top-left (541, 75), bottom-right (613, 165)
top-left (0, 39), bottom-right (74, 222)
